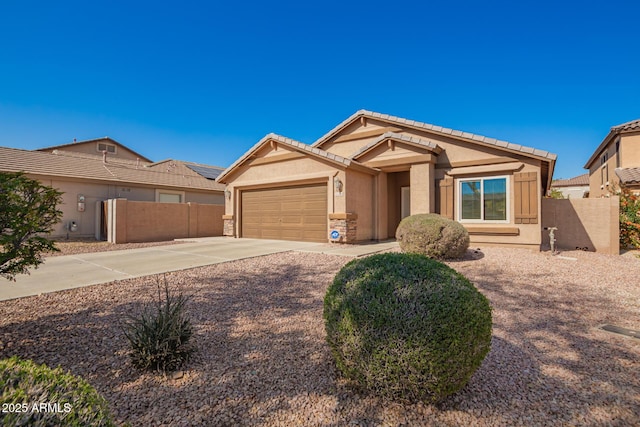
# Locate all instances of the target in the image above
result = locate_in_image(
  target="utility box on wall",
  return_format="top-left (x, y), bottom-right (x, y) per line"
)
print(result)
top-left (77, 194), bottom-right (86, 212)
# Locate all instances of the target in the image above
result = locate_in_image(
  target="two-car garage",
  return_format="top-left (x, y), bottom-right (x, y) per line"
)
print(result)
top-left (241, 183), bottom-right (327, 243)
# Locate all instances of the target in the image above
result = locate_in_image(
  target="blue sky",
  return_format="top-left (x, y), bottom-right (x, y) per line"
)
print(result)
top-left (1, 0), bottom-right (638, 179)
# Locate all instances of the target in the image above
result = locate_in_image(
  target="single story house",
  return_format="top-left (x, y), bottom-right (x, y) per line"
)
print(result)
top-left (1, 137), bottom-right (225, 239)
top-left (217, 110), bottom-right (557, 249)
top-left (584, 118), bottom-right (640, 197)
top-left (550, 173), bottom-right (589, 199)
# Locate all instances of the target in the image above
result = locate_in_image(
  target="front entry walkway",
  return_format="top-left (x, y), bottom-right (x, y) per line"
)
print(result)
top-left (1, 237), bottom-right (398, 301)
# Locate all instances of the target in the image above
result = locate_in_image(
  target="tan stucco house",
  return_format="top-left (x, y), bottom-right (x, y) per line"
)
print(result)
top-left (1, 137), bottom-right (225, 239)
top-left (217, 110), bottom-right (557, 249)
top-left (585, 118), bottom-right (640, 197)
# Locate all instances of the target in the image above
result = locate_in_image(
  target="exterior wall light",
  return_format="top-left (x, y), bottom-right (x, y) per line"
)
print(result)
top-left (225, 189), bottom-right (231, 200)
top-left (334, 177), bottom-right (344, 194)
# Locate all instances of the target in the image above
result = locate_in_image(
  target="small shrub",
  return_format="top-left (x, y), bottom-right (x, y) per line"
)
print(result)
top-left (324, 253), bottom-right (492, 403)
top-left (619, 189), bottom-right (640, 249)
top-left (122, 277), bottom-right (195, 373)
top-left (0, 356), bottom-right (115, 426)
top-left (395, 213), bottom-right (470, 259)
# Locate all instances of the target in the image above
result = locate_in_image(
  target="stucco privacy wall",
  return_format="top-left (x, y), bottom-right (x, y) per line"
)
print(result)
top-left (30, 176), bottom-right (223, 239)
top-left (541, 197), bottom-right (619, 254)
top-left (107, 199), bottom-right (224, 243)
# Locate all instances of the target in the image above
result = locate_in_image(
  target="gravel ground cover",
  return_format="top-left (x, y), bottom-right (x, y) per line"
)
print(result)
top-left (0, 248), bottom-right (638, 426)
top-left (48, 239), bottom-right (185, 257)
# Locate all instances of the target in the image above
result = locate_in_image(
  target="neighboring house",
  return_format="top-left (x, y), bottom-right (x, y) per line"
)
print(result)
top-left (217, 110), bottom-right (557, 249)
top-left (550, 173), bottom-right (589, 198)
top-left (584, 118), bottom-right (640, 197)
top-left (0, 137), bottom-right (225, 239)
top-left (37, 137), bottom-right (153, 162)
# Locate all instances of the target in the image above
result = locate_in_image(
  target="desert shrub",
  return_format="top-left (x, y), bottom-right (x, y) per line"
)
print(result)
top-left (122, 277), bottom-right (194, 373)
top-left (324, 252), bottom-right (492, 403)
top-left (395, 213), bottom-right (470, 259)
top-left (0, 356), bottom-right (115, 426)
top-left (619, 190), bottom-right (640, 249)
top-left (0, 172), bottom-right (63, 281)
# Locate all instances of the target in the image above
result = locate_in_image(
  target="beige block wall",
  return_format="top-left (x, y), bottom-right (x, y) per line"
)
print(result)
top-left (541, 197), bottom-right (619, 254)
top-left (109, 199), bottom-right (224, 243)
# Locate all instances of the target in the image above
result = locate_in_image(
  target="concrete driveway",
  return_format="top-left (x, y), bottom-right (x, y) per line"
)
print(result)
top-left (1, 237), bottom-right (398, 301)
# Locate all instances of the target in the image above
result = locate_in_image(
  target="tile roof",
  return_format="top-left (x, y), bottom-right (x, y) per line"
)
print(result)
top-left (551, 173), bottom-right (589, 187)
top-left (612, 119), bottom-right (640, 132)
top-left (615, 167), bottom-right (640, 184)
top-left (216, 133), bottom-right (367, 183)
top-left (350, 132), bottom-right (442, 159)
top-left (0, 146), bottom-right (224, 191)
top-left (313, 110), bottom-right (557, 161)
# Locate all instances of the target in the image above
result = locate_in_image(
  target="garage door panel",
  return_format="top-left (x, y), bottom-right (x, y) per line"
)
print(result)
top-left (281, 216), bottom-right (303, 224)
top-left (242, 184), bottom-right (327, 243)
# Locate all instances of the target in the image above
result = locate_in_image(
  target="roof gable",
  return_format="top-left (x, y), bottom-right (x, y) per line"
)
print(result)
top-left (351, 132), bottom-right (442, 161)
top-left (216, 133), bottom-right (373, 183)
top-left (37, 137), bottom-right (152, 162)
top-left (313, 110), bottom-right (557, 163)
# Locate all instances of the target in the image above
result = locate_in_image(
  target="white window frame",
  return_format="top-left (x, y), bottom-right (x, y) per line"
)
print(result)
top-left (97, 142), bottom-right (117, 154)
top-left (457, 175), bottom-right (509, 224)
top-left (155, 189), bottom-right (185, 203)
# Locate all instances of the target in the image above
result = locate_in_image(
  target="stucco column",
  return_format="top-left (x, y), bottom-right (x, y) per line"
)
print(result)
top-left (410, 162), bottom-right (435, 214)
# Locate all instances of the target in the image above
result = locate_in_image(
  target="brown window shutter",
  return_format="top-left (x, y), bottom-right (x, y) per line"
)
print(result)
top-left (514, 172), bottom-right (538, 224)
top-left (439, 178), bottom-right (454, 220)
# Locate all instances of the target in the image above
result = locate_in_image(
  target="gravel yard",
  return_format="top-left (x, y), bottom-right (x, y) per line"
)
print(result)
top-left (0, 247), bottom-right (638, 426)
top-left (49, 239), bottom-right (185, 257)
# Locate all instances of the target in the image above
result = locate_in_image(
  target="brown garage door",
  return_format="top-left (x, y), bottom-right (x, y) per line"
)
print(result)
top-left (242, 184), bottom-right (327, 243)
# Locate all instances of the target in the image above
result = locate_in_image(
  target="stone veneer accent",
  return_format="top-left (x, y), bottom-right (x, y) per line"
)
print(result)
top-left (222, 215), bottom-right (234, 237)
top-left (328, 213), bottom-right (358, 243)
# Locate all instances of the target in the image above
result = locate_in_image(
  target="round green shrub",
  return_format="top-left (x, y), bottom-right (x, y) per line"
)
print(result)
top-left (395, 213), bottom-right (470, 259)
top-left (0, 356), bottom-right (115, 426)
top-left (324, 253), bottom-right (492, 403)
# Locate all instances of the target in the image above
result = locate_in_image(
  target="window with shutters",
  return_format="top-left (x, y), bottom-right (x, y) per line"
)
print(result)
top-left (458, 176), bottom-right (508, 222)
